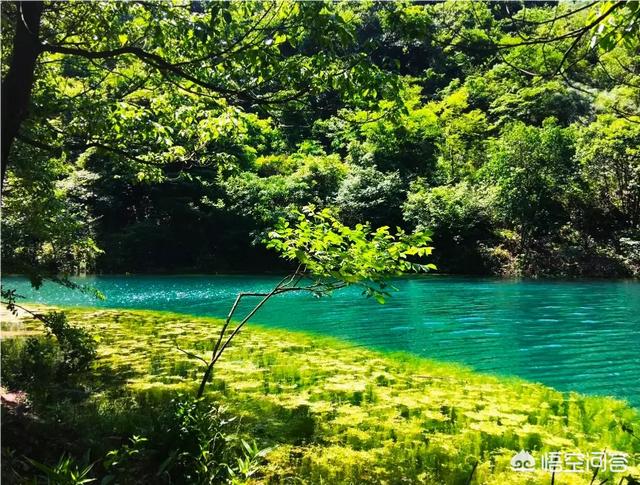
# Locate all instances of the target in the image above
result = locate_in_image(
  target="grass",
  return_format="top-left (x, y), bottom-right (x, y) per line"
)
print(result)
top-left (2, 305), bottom-right (640, 484)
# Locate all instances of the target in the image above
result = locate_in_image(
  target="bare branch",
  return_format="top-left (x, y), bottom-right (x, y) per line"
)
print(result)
top-left (174, 340), bottom-right (208, 365)
top-left (496, 2), bottom-right (623, 50)
top-left (520, 2), bottom-right (597, 27)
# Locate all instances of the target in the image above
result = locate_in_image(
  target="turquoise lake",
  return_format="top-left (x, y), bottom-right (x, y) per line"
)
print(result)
top-left (3, 275), bottom-right (639, 407)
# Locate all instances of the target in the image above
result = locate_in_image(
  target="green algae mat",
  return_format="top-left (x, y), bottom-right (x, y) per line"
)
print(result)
top-left (2, 306), bottom-right (640, 484)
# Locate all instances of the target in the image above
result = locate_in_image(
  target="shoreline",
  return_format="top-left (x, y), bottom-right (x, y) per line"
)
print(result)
top-left (2, 302), bottom-right (638, 409)
top-left (3, 272), bottom-right (640, 283)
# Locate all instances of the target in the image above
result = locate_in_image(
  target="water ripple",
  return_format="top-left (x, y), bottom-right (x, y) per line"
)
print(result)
top-left (3, 275), bottom-right (639, 407)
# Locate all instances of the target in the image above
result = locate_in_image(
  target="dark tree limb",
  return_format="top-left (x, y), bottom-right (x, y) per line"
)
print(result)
top-left (496, 2), bottom-right (624, 51)
top-left (41, 43), bottom-right (253, 102)
top-left (195, 273), bottom-right (293, 398)
top-left (15, 133), bottom-right (163, 167)
top-left (1, 1), bottom-right (44, 188)
top-left (465, 461), bottom-right (478, 485)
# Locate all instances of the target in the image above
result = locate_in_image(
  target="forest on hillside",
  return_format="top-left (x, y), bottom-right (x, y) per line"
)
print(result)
top-left (2, 1), bottom-right (639, 278)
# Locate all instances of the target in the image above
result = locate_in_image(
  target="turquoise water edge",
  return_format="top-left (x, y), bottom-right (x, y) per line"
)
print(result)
top-left (3, 275), bottom-right (639, 407)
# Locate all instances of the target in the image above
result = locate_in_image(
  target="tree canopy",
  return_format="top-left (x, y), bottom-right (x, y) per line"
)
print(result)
top-left (2, 0), bottom-right (639, 278)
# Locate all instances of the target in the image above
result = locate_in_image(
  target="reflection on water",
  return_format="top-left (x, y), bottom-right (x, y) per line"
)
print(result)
top-left (3, 275), bottom-right (639, 407)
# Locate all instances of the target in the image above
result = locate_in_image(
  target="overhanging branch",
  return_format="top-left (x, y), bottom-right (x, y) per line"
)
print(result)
top-left (16, 133), bottom-right (164, 166)
top-left (41, 42), bottom-right (254, 102)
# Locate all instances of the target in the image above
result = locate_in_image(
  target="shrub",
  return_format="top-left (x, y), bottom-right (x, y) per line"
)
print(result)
top-left (404, 181), bottom-right (495, 273)
top-left (1, 310), bottom-right (96, 390)
top-left (334, 166), bottom-right (404, 226)
top-left (1, 337), bottom-right (59, 388)
top-left (154, 397), bottom-right (270, 484)
top-left (40, 311), bottom-right (97, 373)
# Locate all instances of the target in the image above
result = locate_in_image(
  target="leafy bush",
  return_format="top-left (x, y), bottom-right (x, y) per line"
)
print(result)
top-left (27, 454), bottom-right (94, 485)
top-left (223, 172), bottom-right (309, 226)
top-left (404, 181), bottom-right (494, 236)
top-left (334, 166), bottom-right (405, 226)
top-left (101, 435), bottom-right (148, 484)
top-left (1, 337), bottom-right (60, 388)
top-left (356, 99), bottom-right (441, 176)
top-left (1, 311), bottom-right (96, 388)
top-left (404, 181), bottom-right (495, 273)
top-left (8, 395), bottom-right (268, 485)
top-left (155, 397), bottom-right (270, 484)
top-left (620, 237), bottom-right (640, 275)
top-left (41, 311), bottom-right (97, 373)
top-left (489, 80), bottom-right (591, 127)
top-left (292, 154), bottom-right (349, 203)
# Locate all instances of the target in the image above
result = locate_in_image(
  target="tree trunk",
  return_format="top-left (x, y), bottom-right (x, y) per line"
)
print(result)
top-left (1, 1), bottom-right (44, 189)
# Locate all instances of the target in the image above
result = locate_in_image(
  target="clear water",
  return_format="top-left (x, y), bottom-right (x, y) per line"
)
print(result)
top-left (3, 275), bottom-right (639, 407)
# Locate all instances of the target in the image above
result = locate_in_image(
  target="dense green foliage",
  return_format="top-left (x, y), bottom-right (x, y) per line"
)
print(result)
top-left (1, 288), bottom-right (97, 387)
top-left (2, 0), bottom-right (639, 277)
top-left (3, 307), bottom-right (639, 484)
top-left (267, 205), bottom-right (434, 301)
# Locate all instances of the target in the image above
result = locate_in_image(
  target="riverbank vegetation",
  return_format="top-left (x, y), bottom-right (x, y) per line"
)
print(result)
top-left (2, 1), bottom-right (639, 279)
top-left (2, 306), bottom-right (639, 484)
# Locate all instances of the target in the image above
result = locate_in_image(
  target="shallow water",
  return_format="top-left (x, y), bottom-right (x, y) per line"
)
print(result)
top-left (3, 275), bottom-right (639, 407)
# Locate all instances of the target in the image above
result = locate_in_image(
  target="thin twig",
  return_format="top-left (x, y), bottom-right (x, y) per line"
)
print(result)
top-left (174, 341), bottom-right (208, 365)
